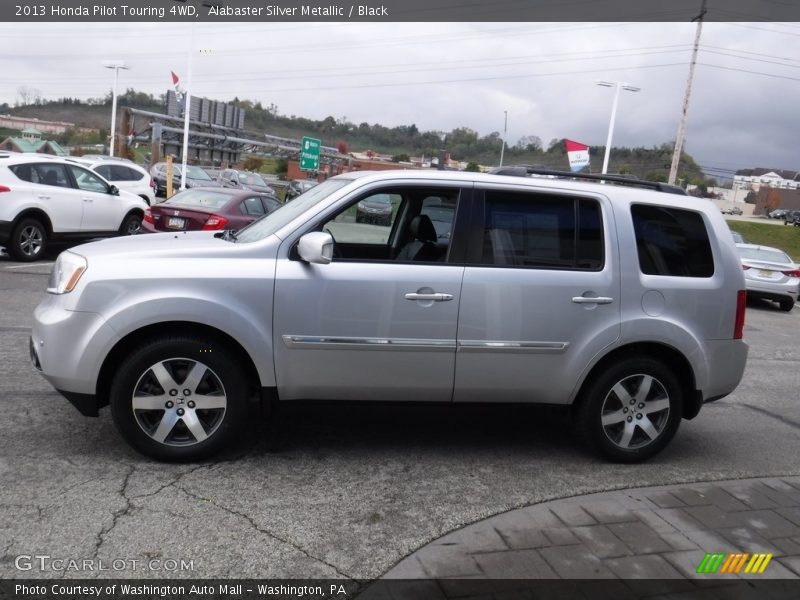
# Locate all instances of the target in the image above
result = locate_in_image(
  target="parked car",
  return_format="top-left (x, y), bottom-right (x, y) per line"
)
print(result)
top-left (721, 205), bottom-right (742, 215)
top-left (69, 158), bottom-right (155, 206)
top-left (783, 210), bottom-right (800, 226)
top-left (285, 179), bottom-right (319, 201)
top-left (149, 162), bottom-right (220, 197)
top-left (736, 243), bottom-right (800, 311)
top-left (355, 193), bottom-right (395, 225)
top-left (141, 188), bottom-right (281, 233)
top-left (768, 209), bottom-right (787, 219)
top-left (32, 169), bottom-right (748, 463)
top-left (0, 153), bottom-right (146, 261)
top-left (217, 169), bottom-right (275, 194)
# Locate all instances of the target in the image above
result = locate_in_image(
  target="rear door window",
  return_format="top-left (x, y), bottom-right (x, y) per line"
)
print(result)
top-left (478, 190), bottom-right (603, 270)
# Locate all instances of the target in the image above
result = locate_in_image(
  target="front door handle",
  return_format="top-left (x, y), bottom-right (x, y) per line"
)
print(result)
top-left (81, 196), bottom-right (94, 203)
top-left (37, 195), bottom-right (51, 200)
top-left (572, 296), bottom-right (614, 305)
top-left (405, 292), bottom-right (453, 302)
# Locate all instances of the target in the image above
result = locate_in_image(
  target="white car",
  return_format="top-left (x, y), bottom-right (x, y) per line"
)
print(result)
top-left (0, 153), bottom-right (147, 261)
top-left (737, 243), bottom-right (800, 311)
top-left (68, 157), bottom-right (155, 206)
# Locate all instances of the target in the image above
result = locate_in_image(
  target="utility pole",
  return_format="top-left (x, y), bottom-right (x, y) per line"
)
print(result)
top-left (499, 110), bottom-right (508, 167)
top-left (668, 0), bottom-right (706, 186)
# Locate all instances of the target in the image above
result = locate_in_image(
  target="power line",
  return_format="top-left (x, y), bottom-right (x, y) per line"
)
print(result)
top-left (9, 46), bottom-right (695, 87)
top-left (698, 62), bottom-right (800, 83)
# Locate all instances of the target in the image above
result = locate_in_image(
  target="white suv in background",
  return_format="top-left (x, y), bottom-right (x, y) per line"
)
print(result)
top-left (70, 157), bottom-right (156, 206)
top-left (0, 153), bottom-right (147, 261)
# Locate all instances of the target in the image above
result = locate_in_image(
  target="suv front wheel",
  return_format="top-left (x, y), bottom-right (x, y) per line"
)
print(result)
top-left (110, 336), bottom-right (250, 461)
top-left (577, 358), bottom-right (683, 462)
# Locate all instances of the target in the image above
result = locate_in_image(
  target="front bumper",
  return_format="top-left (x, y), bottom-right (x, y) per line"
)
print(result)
top-left (31, 298), bottom-right (120, 416)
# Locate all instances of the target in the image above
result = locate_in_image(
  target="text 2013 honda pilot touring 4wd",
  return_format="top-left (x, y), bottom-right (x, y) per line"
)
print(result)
top-left (31, 169), bottom-right (749, 462)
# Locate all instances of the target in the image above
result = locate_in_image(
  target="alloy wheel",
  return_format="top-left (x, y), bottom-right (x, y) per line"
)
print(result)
top-left (20, 225), bottom-right (43, 257)
top-left (131, 358), bottom-right (227, 446)
top-left (600, 374), bottom-right (670, 450)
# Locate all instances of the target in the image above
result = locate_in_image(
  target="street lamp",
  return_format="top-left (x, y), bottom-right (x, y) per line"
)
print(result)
top-left (596, 80), bottom-right (640, 174)
top-left (499, 110), bottom-right (508, 167)
top-left (103, 60), bottom-right (129, 158)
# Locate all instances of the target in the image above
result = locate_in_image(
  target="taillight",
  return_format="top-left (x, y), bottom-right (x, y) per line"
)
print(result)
top-left (150, 177), bottom-right (156, 190)
top-left (782, 269), bottom-right (800, 278)
top-left (143, 208), bottom-right (154, 225)
top-left (202, 215), bottom-right (228, 230)
top-left (0, 185), bottom-right (10, 193)
top-left (734, 290), bottom-right (746, 340)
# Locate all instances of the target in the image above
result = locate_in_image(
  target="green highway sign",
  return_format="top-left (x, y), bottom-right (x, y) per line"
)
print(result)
top-left (300, 136), bottom-right (321, 171)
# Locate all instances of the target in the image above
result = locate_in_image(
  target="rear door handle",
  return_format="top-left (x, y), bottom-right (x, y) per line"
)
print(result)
top-left (405, 292), bottom-right (454, 302)
top-left (82, 196), bottom-right (93, 203)
top-left (572, 296), bottom-right (614, 305)
top-left (37, 195), bottom-right (51, 200)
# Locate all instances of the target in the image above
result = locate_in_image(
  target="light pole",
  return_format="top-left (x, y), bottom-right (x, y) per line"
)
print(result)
top-left (596, 80), bottom-right (640, 174)
top-left (180, 24), bottom-right (196, 191)
top-left (103, 60), bottom-right (129, 157)
top-left (499, 110), bottom-right (508, 167)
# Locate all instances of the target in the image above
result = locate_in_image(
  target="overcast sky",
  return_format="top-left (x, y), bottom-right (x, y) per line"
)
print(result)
top-left (1, 21), bottom-right (798, 178)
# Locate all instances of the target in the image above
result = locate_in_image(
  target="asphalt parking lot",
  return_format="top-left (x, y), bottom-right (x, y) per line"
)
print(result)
top-left (1, 252), bottom-right (799, 581)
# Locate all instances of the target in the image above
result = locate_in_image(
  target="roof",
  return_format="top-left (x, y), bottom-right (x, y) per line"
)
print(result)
top-left (21, 127), bottom-right (42, 135)
top-left (735, 167), bottom-right (798, 180)
top-left (0, 137), bottom-right (67, 156)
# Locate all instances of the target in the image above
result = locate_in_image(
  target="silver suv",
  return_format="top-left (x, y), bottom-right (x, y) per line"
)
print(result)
top-left (31, 169), bottom-right (749, 462)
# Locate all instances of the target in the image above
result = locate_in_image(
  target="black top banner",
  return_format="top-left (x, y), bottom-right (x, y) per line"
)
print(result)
top-left (2, 0), bottom-right (800, 22)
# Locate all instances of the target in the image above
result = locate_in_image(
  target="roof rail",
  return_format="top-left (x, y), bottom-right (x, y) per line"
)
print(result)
top-left (488, 165), bottom-right (687, 196)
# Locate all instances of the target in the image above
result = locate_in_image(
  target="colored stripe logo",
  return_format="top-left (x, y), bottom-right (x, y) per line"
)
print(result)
top-left (696, 552), bottom-right (773, 574)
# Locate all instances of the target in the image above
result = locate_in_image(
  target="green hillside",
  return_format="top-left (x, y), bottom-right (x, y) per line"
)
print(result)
top-left (4, 91), bottom-right (707, 183)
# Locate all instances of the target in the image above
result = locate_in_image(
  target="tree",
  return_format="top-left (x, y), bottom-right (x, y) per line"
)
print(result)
top-left (336, 140), bottom-right (349, 154)
top-left (392, 153), bottom-right (410, 162)
top-left (243, 156), bottom-right (264, 172)
top-left (515, 135), bottom-right (542, 152)
top-left (16, 86), bottom-right (41, 106)
top-left (464, 161), bottom-right (481, 172)
top-left (762, 188), bottom-right (780, 210)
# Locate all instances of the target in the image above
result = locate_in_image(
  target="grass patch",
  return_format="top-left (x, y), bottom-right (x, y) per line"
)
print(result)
top-left (727, 220), bottom-right (800, 261)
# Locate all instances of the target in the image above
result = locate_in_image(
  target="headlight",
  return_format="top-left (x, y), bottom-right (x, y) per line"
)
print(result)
top-left (47, 251), bottom-right (87, 294)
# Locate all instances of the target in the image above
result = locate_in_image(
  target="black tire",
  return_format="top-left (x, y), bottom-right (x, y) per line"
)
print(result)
top-left (779, 298), bottom-right (794, 312)
top-left (110, 336), bottom-right (252, 462)
top-left (8, 217), bottom-right (47, 262)
top-left (120, 212), bottom-right (142, 235)
top-left (576, 357), bottom-right (683, 463)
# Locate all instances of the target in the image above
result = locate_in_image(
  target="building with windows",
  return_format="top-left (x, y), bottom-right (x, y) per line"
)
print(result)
top-left (733, 168), bottom-right (800, 192)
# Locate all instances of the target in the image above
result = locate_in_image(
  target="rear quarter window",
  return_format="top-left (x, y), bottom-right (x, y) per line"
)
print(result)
top-left (632, 204), bottom-right (714, 277)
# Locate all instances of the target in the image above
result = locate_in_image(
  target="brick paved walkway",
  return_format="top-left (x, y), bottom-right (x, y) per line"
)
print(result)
top-left (382, 477), bottom-right (800, 581)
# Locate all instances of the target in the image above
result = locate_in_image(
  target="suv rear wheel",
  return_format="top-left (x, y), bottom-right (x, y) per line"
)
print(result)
top-left (578, 358), bottom-right (683, 462)
top-left (779, 298), bottom-right (794, 312)
top-left (110, 336), bottom-right (250, 461)
top-left (9, 218), bottom-right (47, 262)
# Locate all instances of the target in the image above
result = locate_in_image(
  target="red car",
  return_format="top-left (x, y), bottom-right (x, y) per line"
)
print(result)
top-left (142, 188), bottom-right (281, 233)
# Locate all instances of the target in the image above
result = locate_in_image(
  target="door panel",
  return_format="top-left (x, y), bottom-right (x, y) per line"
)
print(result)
top-left (273, 261), bottom-right (463, 401)
top-left (27, 163), bottom-right (84, 232)
top-left (454, 188), bottom-right (620, 404)
top-left (67, 165), bottom-right (121, 231)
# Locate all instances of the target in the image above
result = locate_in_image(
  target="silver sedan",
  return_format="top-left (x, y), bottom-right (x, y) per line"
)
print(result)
top-left (737, 243), bottom-right (800, 311)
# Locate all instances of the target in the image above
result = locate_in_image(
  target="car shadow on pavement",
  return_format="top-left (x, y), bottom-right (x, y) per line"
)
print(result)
top-left (240, 402), bottom-right (581, 458)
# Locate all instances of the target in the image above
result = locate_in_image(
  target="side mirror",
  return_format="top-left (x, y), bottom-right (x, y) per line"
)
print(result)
top-left (109, 185), bottom-right (120, 196)
top-left (297, 231), bottom-right (333, 265)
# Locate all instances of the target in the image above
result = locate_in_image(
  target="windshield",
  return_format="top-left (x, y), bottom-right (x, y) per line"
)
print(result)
top-left (238, 172), bottom-right (266, 186)
top-left (738, 246), bottom-right (792, 264)
top-left (165, 190), bottom-right (231, 210)
top-left (236, 178), bottom-right (352, 243)
top-left (186, 166), bottom-right (213, 181)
